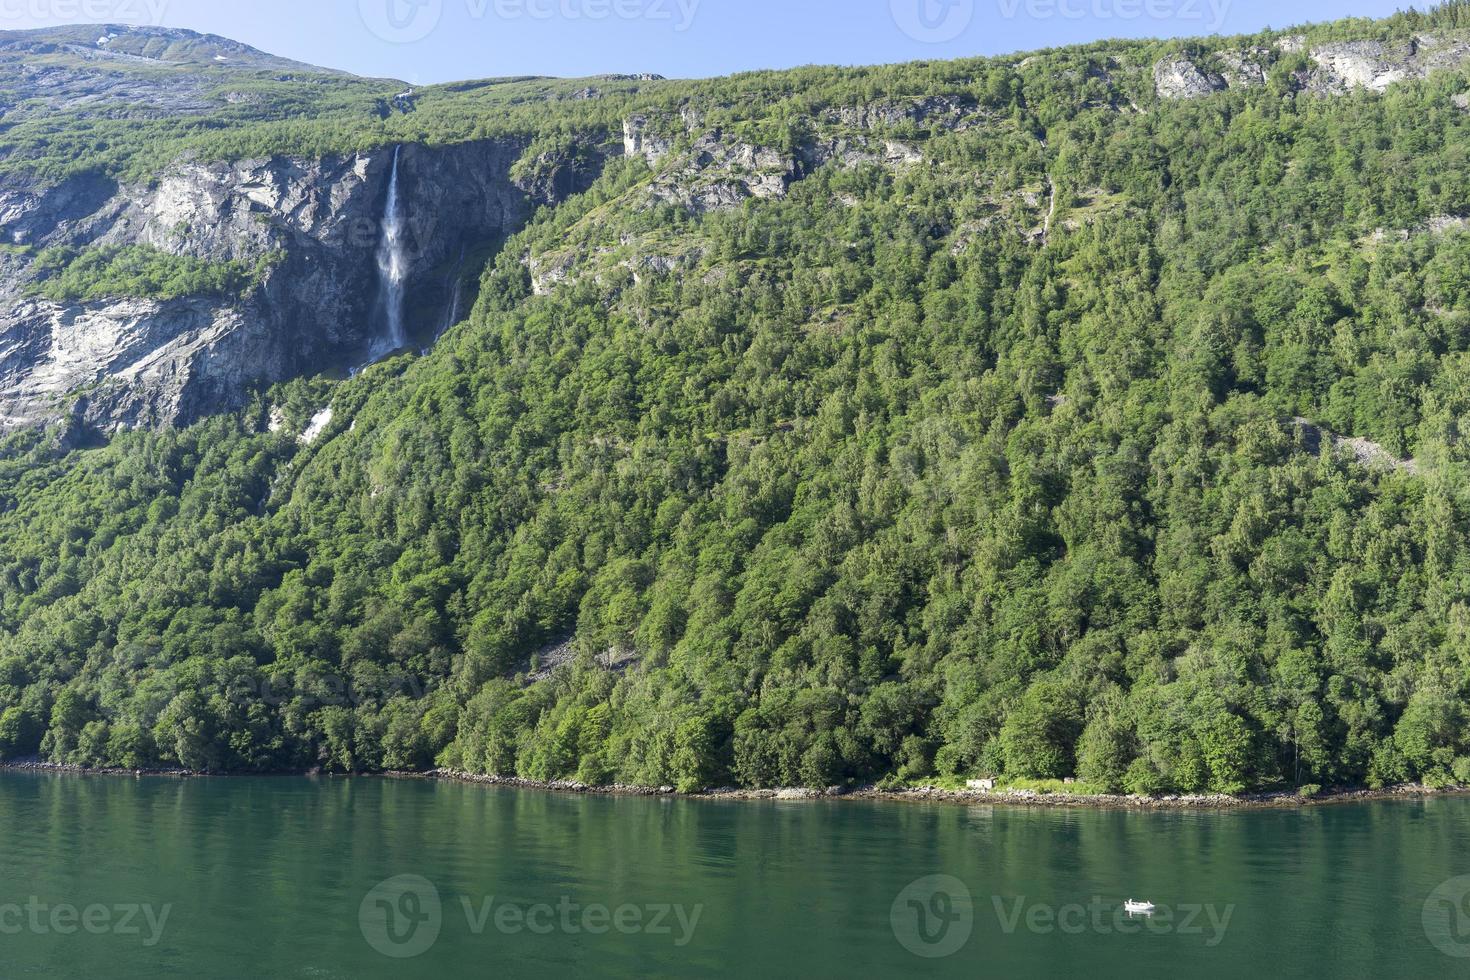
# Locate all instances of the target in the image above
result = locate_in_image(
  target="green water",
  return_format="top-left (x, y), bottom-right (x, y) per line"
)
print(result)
top-left (0, 772), bottom-right (1468, 977)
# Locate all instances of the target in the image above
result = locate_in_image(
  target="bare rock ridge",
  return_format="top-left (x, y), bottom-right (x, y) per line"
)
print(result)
top-left (1155, 33), bottom-right (1470, 99)
top-left (0, 24), bottom-right (344, 75)
top-left (0, 25), bottom-right (365, 128)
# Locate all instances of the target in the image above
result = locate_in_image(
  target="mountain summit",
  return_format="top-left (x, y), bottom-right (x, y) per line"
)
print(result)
top-left (0, 24), bottom-right (344, 74)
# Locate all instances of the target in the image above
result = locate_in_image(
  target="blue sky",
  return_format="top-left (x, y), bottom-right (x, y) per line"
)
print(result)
top-left (0, 0), bottom-right (1418, 83)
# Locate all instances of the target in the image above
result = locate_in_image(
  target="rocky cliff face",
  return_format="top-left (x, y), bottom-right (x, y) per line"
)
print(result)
top-left (0, 139), bottom-right (587, 431)
top-left (619, 99), bottom-right (939, 216)
top-left (1154, 32), bottom-right (1470, 100)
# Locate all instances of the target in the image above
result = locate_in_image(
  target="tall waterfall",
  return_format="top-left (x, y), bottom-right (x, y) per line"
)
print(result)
top-left (374, 146), bottom-right (408, 354)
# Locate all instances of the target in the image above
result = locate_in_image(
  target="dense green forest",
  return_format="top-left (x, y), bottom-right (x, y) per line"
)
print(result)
top-left (6, 7), bottom-right (1470, 795)
top-left (28, 245), bottom-right (276, 303)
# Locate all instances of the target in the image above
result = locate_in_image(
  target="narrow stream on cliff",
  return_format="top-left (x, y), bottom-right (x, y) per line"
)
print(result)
top-left (373, 145), bottom-right (408, 358)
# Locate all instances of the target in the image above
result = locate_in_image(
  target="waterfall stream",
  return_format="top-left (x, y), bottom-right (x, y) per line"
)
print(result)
top-left (440, 245), bottom-right (466, 339)
top-left (374, 146), bottom-right (408, 355)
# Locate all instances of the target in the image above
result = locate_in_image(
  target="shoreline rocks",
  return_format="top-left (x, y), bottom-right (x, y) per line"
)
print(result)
top-left (2, 759), bottom-right (1465, 811)
top-left (428, 770), bottom-right (1466, 811)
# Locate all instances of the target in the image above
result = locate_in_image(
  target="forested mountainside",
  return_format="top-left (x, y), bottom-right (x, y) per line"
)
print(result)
top-left (4, 7), bottom-right (1470, 793)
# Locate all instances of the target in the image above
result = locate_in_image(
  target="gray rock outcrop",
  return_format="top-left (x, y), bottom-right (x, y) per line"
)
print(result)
top-left (1153, 56), bottom-right (1229, 99)
top-left (1155, 32), bottom-right (1470, 100)
top-left (623, 115), bottom-right (675, 167)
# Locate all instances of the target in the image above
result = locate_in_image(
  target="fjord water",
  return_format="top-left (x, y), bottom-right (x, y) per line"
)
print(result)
top-left (0, 773), bottom-right (1466, 977)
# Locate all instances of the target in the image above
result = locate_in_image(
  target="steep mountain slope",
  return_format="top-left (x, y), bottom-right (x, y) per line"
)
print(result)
top-left (4, 7), bottom-right (1470, 793)
top-left (8, 20), bottom-right (1470, 432)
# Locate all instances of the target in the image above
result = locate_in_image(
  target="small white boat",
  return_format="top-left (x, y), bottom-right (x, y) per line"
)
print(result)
top-left (1124, 900), bottom-right (1156, 915)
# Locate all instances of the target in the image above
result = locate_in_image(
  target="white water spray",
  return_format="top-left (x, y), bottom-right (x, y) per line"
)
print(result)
top-left (375, 145), bottom-right (408, 354)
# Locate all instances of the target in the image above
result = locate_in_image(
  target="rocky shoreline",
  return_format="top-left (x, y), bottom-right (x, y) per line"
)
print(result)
top-left (0, 758), bottom-right (197, 777)
top-left (423, 769), bottom-right (1468, 811)
top-left (3, 759), bottom-right (1464, 811)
